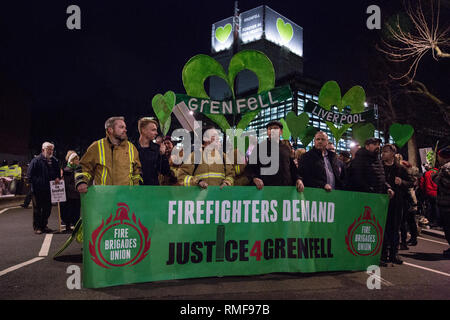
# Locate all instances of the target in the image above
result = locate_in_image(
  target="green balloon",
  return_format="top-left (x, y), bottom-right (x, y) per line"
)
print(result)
top-left (152, 91), bottom-right (175, 126)
top-left (352, 123), bottom-right (376, 146)
top-left (389, 123), bottom-right (414, 148)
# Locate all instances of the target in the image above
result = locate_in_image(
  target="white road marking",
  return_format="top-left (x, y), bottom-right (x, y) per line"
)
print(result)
top-left (374, 274), bottom-right (394, 287)
top-left (0, 206), bottom-right (21, 215)
top-left (0, 257), bottom-right (44, 277)
top-left (417, 236), bottom-right (448, 246)
top-left (403, 262), bottom-right (450, 278)
top-left (38, 234), bottom-right (53, 257)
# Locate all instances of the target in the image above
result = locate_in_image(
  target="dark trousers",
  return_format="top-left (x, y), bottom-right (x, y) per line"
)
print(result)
top-left (383, 200), bottom-right (403, 254)
top-left (426, 195), bottom-right (440, 226)
top-left (401, 210), bottom-right (418, 243)
top-left (32, 191), bottom-right (52, 231)
top-left (60, 198), bottom-right (81, 226)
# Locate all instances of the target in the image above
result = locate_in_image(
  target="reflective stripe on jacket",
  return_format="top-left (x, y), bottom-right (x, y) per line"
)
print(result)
top-left (177, 150), bottom-right (234, 187)
top-left (76, 134), bottom-right (142, 187)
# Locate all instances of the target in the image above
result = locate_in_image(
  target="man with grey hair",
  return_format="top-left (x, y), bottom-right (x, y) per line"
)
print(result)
top-left (76, 116), bottom-right (142, 192)
top-left (27, 142), bottom-right (61, 234)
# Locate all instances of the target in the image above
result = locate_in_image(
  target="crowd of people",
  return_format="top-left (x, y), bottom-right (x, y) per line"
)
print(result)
top-left (22, 116), bottom-right (450, 262)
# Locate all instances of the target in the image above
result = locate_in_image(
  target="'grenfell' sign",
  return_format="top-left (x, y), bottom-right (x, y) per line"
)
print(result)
top-left (176, 85), bottom-right (292, 115)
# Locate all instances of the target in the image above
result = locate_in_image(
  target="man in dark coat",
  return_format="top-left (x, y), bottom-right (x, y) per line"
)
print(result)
top-left (298, 132), bottom-right (343, 191)
top-left (381, 144), bottom-right (415, 265)
top-left (432, 146), bottom-right (450, 258)
top-left (136, 117), bottom-right (170, 185)
top-left (246, 121), bottom-right (303, 192)
top-left (347, 138), bottom-right (394, 196)
top-left (27, 142), bottom-right (61, 234)
top-left (347, 138), bottom-right (395, 266)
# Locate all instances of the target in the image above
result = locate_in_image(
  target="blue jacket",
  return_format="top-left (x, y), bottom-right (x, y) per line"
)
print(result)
top-left (27, 154), bottom-right (61, 193)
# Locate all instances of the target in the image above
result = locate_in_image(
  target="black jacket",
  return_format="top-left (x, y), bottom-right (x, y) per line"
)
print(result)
top-left (347, 148), bottom-right (390, 194)
top-left (63, 166), bottom-right (80, 200)
top-left (27, 154), bottom-right (61, 193)
top-left (137, 141), bottom-right (170, 185)
top-left (298, 147), bottom-right (343, 190)
top-left (246, 140), bottom-right (299, 186)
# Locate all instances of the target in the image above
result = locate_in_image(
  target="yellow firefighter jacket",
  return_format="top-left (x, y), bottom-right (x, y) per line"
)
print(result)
top-left (177, 149), bottom-right (234, 187)
top-left (75, 133), bottom-right (142, 187)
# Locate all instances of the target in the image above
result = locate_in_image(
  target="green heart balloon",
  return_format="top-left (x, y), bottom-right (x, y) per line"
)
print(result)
top-left (284, 112), bottom-right (317, 146)
top-left (299, 126), bottom-right (317, 147)
top-left (286, 111), bottom-right (309, 140)
top-left (151, 91), bottom-right (175, 127)
top-left (182, 50), bottom-right (275, 132)
top-left (318, 81), bottom-right (366, 143)
top-left (215, 23), bottom-right (232, 43)
top-left (352, 123), bottom-right (376, 146)
top-left (276, 18), bottom-right (293, 43)
top-left (389, 123), bottom-right (414, 148)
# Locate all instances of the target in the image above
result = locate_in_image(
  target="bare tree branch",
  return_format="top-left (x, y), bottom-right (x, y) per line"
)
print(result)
top-left (377, 0), bottom-right (450, 83)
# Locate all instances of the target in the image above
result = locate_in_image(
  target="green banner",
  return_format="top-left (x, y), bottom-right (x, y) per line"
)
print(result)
top-left (175, 85), bottom-right (292, 115)
top-left (82, 186), bottom-right (388, 289)
top-left (304, 100), bottom-right (375, 125)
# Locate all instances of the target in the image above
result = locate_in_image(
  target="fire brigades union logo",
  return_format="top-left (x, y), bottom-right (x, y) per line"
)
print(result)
top-left (89, 202), bottom-right (151, 269)
top-left (345, 206), bottom-right (383, 256)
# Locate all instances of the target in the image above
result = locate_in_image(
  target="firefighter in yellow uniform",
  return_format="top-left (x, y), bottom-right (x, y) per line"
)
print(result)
top-left (178, 128), bottom-right (234, 188)
top-left (75, 116), bottom-right (142, 192)
top-left (233, 149), bottom-right (250, 186)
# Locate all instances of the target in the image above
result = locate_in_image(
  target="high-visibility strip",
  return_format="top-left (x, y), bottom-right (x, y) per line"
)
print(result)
top-left (98, 139), bottom-right (107, 185)
top-left (224, 176), bottom-right (234, 184)
top-left (183, 175), bottom-right (194, 186)
top-left (235, 165), bottom-right (241, 176)
top-left (128, 142), bottom-right (134, 186)
top-left (75, 172), bottom-right (92, 181)
top-left (195, 172), bottom-right (226, 180)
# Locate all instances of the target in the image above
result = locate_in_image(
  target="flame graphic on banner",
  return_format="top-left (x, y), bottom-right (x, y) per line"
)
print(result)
top-left (345, 206), bottom-right (383, 257)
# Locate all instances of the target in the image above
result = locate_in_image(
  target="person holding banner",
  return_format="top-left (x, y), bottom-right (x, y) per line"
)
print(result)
top-left (381, 144), bottom-right (415, 264)
top-left (60, 151), bottom-right (81, 232)
top-left (136, 117), bottom-right (171, 186)
top-left (246, 121), bottom-right (303, 192)
top-left (347, 138), bottom-right (394, 196)
top-left (432, 145), bottom-right (450, 258)
top-left (76, 116), bottom-right (142, 192)
top-left (177, 126), bottom-right (234, 189)
top-left (298, 132), bottom-right (343, 191)
top-left (27, 142), bottom-right (61, 234)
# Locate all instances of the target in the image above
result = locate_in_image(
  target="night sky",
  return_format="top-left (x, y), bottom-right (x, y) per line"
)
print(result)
top-left (0, 0), bottom-right (448, 157)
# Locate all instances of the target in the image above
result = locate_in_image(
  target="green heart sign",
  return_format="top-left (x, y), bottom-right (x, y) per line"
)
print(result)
top-left (299, 126), bottom-right (317, 147)
top-left (215, 23), bottom-right (232, 43)
top-left (389, 123), bottom-right (414, 148)
top-left (151, 91), bottom-right (175, 131)
top-left (352, 123), bottom-right (376, 146)
top-left (182, 50), bottom-right (275, 132)
top-left (276, 18), bottom-right (293, 43)
top-left (284, 112), bottom-right (317, 146)
top-left (318, 81), bottom-right (366, 143)
top-left (286, 111), bottom-right (309, 140)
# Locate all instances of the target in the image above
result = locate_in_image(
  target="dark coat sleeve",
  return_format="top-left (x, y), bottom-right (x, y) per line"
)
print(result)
top-left (350, 157), bottom-right (372, 193)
